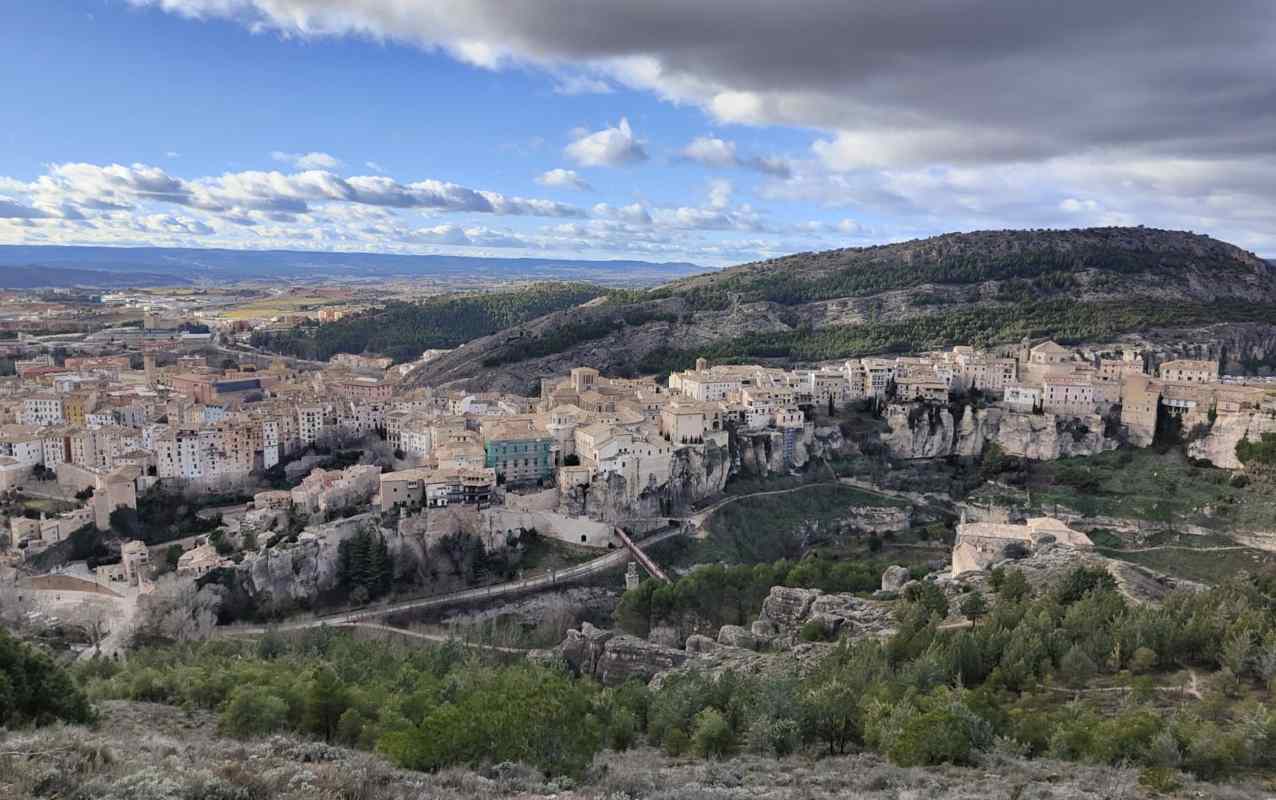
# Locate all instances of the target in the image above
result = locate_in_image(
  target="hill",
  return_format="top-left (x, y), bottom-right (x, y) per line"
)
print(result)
top-left (0, 264), bottom-right (192, 289)
top-left (250, 282), bottom-right (609, 363)
top-left (0, 244), bottom-right (703, 286)
top-left (404, 227), bottom-right (1276, 391)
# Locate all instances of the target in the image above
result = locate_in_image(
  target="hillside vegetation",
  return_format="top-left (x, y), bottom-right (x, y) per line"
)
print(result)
top-left (401, 227), bottom-right (1276, 391)
top-left (250, 282), bottom-right (606, 363)
top-left (62, 568), bottom-right (1276, 788)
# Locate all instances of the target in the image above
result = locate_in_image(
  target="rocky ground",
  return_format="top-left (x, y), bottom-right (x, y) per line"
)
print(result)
top-left (1, 701), bottom-right (1268, 800)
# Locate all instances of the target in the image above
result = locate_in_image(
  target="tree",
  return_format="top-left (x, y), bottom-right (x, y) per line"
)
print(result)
top-left (960, 592), bottom-right (988, 625)
top-left (800, 677), bottom-right (861, 754)
top-left (903, 581), bottom-right (949, 620)
top-left (302, 666), bottom-right (350, 742)
top-left (221, 685), bottom-right (289, 737)
top-left (0, 628), bottom-right (94, 726)
top-left (998, 568), bottom-right (1031, 601)
top-left (1059, 644), bottom-right (1097, 689)
top-left (691, 708), bottom-right (734, 759)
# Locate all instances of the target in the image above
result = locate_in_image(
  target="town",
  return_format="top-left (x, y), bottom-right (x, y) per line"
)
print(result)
top-left (4, 287), bottom-right (1276, 653)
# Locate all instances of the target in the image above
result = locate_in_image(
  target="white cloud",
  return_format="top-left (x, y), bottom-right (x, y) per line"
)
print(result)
top-left (365, 161), bottom-right (387, 173)
top-left (271, 150), bottom-right (343, 170)
top-left (707, 179), bottom-right (732, 210)
top-left (565, 118), bottom-right (647, 167)
top-left (680, 136), bottom-right (792, 177)
top-left (553, 74), bottom-right (613, 95)
top-left (536, 168), bottom-right (591, 191)
top-left (681, 136), bottom-right (738, 168)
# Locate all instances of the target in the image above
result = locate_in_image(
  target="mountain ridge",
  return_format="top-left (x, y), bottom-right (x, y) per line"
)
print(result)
top-left (0, 244), bottom-right (704, 286)
top-left (404, 227), bottom-right (1276, 392)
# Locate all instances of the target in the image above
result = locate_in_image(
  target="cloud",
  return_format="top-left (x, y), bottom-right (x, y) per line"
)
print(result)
top-left (9, 162), bottom-right (584, 219)
top-left (127, 0), bottom-right (1276, 253)
top-left (536, 168), bottom-right (591, 191)
top-left (565, 118), bottom-right (647, 167)
top-left (272, 151), bottom-right (343, 170)
top-left (552, 74), bottom-right (613, 95)
top-left (680, 136), bottom-right (792, 177)
top-left (365, 161), bottom-right (387, 173)
top-left (0, 198), bottom-right (53, 219)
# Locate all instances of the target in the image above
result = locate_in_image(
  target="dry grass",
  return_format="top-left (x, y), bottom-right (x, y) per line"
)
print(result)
top-left (1, 702), bottom-right (1271, 799)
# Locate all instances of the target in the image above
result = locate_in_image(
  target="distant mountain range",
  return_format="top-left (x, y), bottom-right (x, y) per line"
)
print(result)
top-left (0, 245), bottom-right (704, 288)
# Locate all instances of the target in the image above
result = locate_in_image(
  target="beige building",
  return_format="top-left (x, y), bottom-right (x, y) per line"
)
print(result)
top-left (1041, 374), bottom-right (1096, 416)
top-left (1158, 359), bottom-right (1218, 385)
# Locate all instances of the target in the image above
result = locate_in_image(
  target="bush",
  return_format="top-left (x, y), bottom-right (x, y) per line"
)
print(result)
top-left (1058, 645), bottom-right (1097, 688)
top-left (998, 569), bottom-right (1031, 601)
top-left (608, 709), bottom-right (638, 752)
top-left (691, 708), bottom-right (734, 759)
top-left (1130, 646), bottom-right (1158, 674)
top-left (799, 619), bottom-right (829, 642)
top-left (887, 700), bottom-right (992, 767)
top-left (0, 628), bottom-right (95, 727)
top-left (661, 727), bottom-right (690, 757)
top-left (220, 686), bottom-right (288, 737)
top-left (1138, 767), bottom-right (1182, 794)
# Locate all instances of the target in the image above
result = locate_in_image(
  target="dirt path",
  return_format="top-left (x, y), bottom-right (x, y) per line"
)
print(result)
top-left (337, 622), bottom-right (528, 654)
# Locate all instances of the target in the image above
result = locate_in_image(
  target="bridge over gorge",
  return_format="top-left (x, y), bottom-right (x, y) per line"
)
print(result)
top-left (613, 527), bottom-right (671, 583)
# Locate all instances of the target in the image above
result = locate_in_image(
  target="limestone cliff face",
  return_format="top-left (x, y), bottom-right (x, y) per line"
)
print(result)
top-left (237, 515), bottom-right (369, 609)
top-left (995, 412), bottom-right (1116, 460)
top-left (882, 404), bottom-right (958, 459)
top-left (881, 403), bottom-right (1117, 461)
top-left (1188, 410), bottom-right (1276, 469)
top-left (558, 441), bottom-right (731, 522)
top-left (733, 423), bottom-right (852, 478)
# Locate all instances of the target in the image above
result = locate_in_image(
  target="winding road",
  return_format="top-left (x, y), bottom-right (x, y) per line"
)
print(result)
top-left (221, 526), bottom-right (687, 636)
top-left (219, 477), bottom-right (931, 639)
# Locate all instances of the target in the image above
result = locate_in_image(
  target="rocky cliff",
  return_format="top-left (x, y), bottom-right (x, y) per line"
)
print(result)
top-left (540, 585), bottom-right (896, 687)
top-left (558, 441), bottom-right (731, 522)
top-left (881, 403), bottom-right (1118, 461)
top-left (1188, 409), bottom-right (1276, 469)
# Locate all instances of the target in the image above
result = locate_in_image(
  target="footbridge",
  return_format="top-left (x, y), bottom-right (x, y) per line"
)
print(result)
top-left (613, 527), bottom-right (671, 583)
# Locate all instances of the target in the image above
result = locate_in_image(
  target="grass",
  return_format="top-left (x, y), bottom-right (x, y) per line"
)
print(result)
top-left (681, 483), bottom-right (913, 567)
top-left (977, 446), bottom-right (1276, 532)
top-left (517, 533), bottom-right (598, 573)
top-left (1107, 547), bottom-right (1276, 585)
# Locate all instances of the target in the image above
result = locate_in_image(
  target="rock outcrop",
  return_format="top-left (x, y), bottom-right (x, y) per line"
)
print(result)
top-left (558, 441), bottom-right (730, 522)
top-left (1187, 409), bottom-right (1276, 469)
top-left (555, 623), bottom-right (689, 686)
top-left (882, 403), bottom-right (1118, 461)
top-left (880, 565), bottom-right (911, 592)
top-left (752, 586), bottom-right (896, 648)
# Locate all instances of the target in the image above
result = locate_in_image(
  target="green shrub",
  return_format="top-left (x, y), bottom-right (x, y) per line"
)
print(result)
top-left (691, 708), bottom-right (734, 759)
top-left (1130, 646), bottom-right (1158, 674)
top-left (887, 700), bottom-right (992, 767)
top-left (220, 686), bottom-right (289, 737)
top-left (799, 619), bottom-right (829, 642)
top-left (662, 727), bottom-right (690, 757)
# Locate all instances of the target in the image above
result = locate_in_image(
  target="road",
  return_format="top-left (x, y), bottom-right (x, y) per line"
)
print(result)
top-left (222, 526), bottom-right (687, 636)
top-left (220, 477), bottom-right (933, 637)
top-left (208, 337), bottom-right (327, 370)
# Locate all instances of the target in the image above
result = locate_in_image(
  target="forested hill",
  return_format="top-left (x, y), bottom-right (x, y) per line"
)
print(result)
top-left (658, 227), bottom-right (1272, 308)
top-left (393, 227), bottom-right (1276, 392)
top-left (250, 282), bottom-right (607, 363)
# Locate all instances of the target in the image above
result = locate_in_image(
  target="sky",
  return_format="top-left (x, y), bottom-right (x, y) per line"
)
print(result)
top-left (1, 1), bottom-right (1274, 266)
